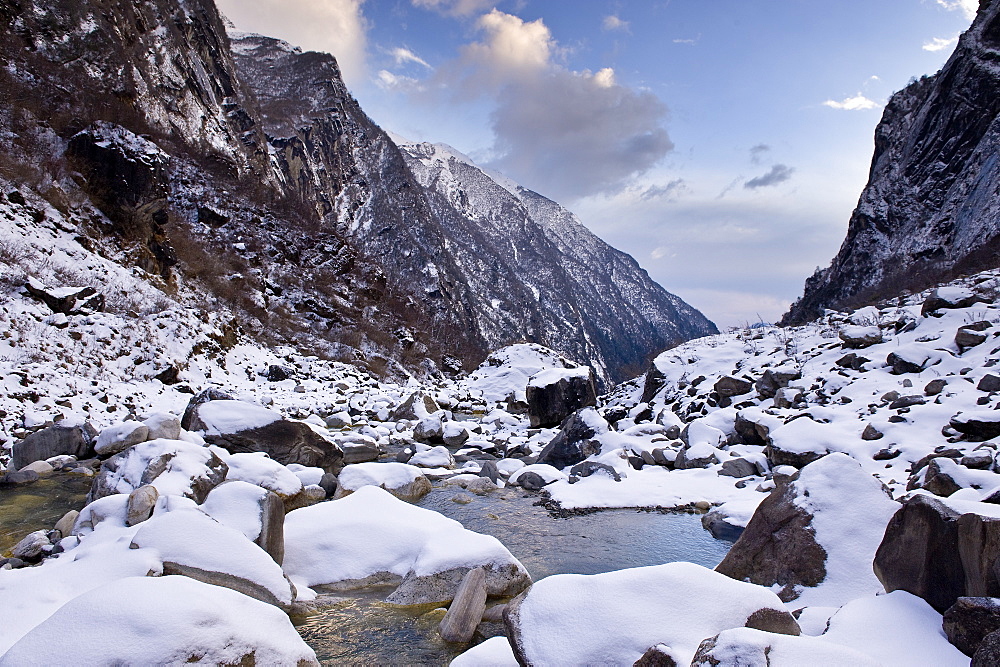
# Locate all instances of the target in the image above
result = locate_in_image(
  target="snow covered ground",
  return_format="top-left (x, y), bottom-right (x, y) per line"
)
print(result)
top-left (2, 178), bottom-right (998, 662)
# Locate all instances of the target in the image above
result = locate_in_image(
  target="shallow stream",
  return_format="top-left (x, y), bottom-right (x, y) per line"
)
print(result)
top-left (295, 484), bottom-right (732, 665)
top-left (0, 473), bottom-right (92, 556)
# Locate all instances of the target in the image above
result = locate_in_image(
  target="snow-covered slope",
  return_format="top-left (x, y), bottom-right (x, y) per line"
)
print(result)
top-left (396, 139), bottom-right (717, 383)
top-left (785, 0), bottom-right (1000, 322)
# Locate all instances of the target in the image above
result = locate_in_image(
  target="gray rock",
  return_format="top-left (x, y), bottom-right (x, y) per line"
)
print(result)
top-left (18, 460), bottom-right (54, 477)
top-left (950, 412), bottom-right (1000, 441)
top-left (862, 424), bottom-right (884, 440)
top-left (526, 368), bottom-right (598, 428)
top-left (535, 407), bottom-right (607, 469)
top-left (963, 451), bottom-right (995, 470)
top-left (765, 440), bottom-right (826, 469)
top-left (702, 510), bottom-right (745, 542)
top-left (11, 422), bottom-right (97, 470)
top-left (755, 369), bottom-right (802, 400)
top-left (24, 278), bottom-right (104, 315)
top-left (675, 445), bottom-right (719, 470)
top-left (957, 328), bottom-right (989, 351)
top-left (95, 422), bottom-right (149, 457)
top-left (257, 491), bottom-right (285, 565)
top-left (386, 562), bottom-right (531, 606)
top-left (477, 460), bottom-right (500, 483)
top-left (265, 364), bottom-right (295, 381)
top-left (180, 388), bottom-right (234, 430)
top-left (839, 326), bottom-right (882, 348)
top-left (874, 494), bottom-right (1000, 613)
top-left (515, 471), bottom-right (549, 491)
top-left (744, 607), bottom-right (802, 635)
top-left (391, 392), bottom-right (440, 421)
top-left (925, 378), bottom-right (949, 396)
top-left (922, 288), bottom-right (983, 316)
top-left (633, 644), bottom-right (679, 667)
top-left (0, 469), bottom-right (40, 487)
top-left (142, 413), bottom-right (181, 441)
top-left (714, 375), bottom-right (753, 399)
top-left (53, 510), bottom-right (79, 538)
top-left (12, 530), bottom-right (50, 561)
top-left (979, 374), bottom-right (1000, 393)
top-left (318, 472), bottom-right (338, 498)
top-left (719, 457), bottom-right (757, 478)
top-left (125, 485), bottom-right (159, 527)
top-left (943, 597), bottom-right (1000, 657)
top-left (888, 351), bottom-right (929, 375)
top-left (715, 477), bottom-right (828, 602)
top-left (199, 411), bottom-right (344, 472)
top-left (438, 566), bottom-right (487, 643)
top-left (974, 629), bottom-right (1000, 666)
top-left (835, 353), bottom-right (869, 371)
top-left (773, 386), bottom-right (804, 409)
top-left (442, 423), bottom-right (470, 447)
top-left (413, 415), bottom-right (445, 444)
top-left (889, 395), bottom-right (926, 410)
top-left (341, 441), bottom-right (383, 465)
top-left (568, 461), bottom-right (622, 482)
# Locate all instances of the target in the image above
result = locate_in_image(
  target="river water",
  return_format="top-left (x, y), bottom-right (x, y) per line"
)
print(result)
top-left (295, 484), bottom-right (732, 665)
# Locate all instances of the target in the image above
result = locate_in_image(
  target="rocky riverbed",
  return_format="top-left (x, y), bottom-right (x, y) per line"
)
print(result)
top-left (4, 271), bottom-right (1000, 664)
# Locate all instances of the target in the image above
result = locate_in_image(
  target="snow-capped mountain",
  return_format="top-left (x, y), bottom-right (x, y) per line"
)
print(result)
top-left (784, 0), bottom-right (1000, 324)
top-left (396, 140), bottom-right (717, 383)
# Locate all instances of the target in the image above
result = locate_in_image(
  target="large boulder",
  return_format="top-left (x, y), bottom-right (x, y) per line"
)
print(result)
top-left (390, 392), bottom-right (440, 421)
top-left (525, 366), bottom-right (597, 428)
top-left (921, 286), bottom-right (982, 316)
top-left (754, 368), bottom-right (801, 400)
top-left (714, 375), bottom-right (753, 399)
top-left (24, 277), bottom-right (104, 316)
top-left (950, 411), bottom-right (1000, 441)
top-left (11, 422), bottom-right (97, 470)
top-left (88, 439), bottom-right (228, 504)
top-left (192, 400), bottom-right (343, 472)
top-left (874, 494), bottom-right (1000, 612)
top-left (180, 388), bottom-right (235, 430)
top-left (333, 462), bottom-right (432, 502)
top-left (691, 627), bottom-right (879, 666)
top-left (0, 576), bottom-right (317, 666)
top-left (535, 407), bottom-right (609, 469)
top-left (838, 325), bottom-right (882, 349)
top-left (943, 597), bottom-right (1000, 657)
top-left (504, 562), bottom-right (798, 666)
top-left (283, 486), bottom-right (531, 605)
top-left (717, 454), bottom-right (897, 605)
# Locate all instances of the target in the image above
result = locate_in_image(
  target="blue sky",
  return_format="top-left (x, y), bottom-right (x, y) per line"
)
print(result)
top-left (218, 0), bottom-right (978, 327)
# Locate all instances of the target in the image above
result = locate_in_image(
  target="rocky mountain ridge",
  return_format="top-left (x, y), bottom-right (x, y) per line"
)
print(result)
top-left (783, 0), bottom-right (1000, 324)
top-left (0, 0), bottom-right (715, 386)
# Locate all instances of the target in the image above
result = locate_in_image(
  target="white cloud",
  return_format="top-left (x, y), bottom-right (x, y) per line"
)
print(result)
top-left (602, 15), bottom-right (629, 32)
top-left (376, 69), bottom-right (420, 90)
top-left (217, 0), bottom-right (368, 86)
top-left (822, 93), bottom-right (878, 111)
top-left (413, 0), bottom-right (496, 17)
top-left (465, 9), bottom-right (554, 79)
top-left (937, 0), bottom-right (978, 20)
top-left (392, 47), bottom-right (431, 68)
top-left (923, 35), bottom-right (959, 52)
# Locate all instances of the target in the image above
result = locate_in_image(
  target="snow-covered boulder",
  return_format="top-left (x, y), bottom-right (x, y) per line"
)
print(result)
top-left (201, 480), bottom-right (285, 564)
top-left (130, 508), bottom-right (295, 608)
top-left (94, 421), bottom-right (149, 457)
top-left (217, 450), bottom-right (303, 499)
top-left (508, 464), bottom-right (568, 490)
top-left (526, 365), bottom-right (597, 428)
top-left (716, 453), bottom-right (898, 606)
top-left (390, 391), bottom-right (440, 421)
top-left (333, 462), bottom-right (432, 502)
top-left (283, 485), bottom-right (530, 604)
top-left (465, 343), bottom-right (580, 404)
top-left (89, 438), bottom-right (228, 504)
top-left (0, 576), bottom-right (317, 666)
top-left (409, 445), bottom-right (455, 469)
top-left (504, 562), bottom-right (799, 666)
top-left (193, 400), bottom-right (344, 471)
top-left (142, 412), bottom-right (181, 441)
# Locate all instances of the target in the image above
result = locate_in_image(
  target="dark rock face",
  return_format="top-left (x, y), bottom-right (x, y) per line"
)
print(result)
top-left (974, 629), bottom-right (1000, 666)
top-left (874, 494), bottom-right (1000, 613)
top-left (715, 478), bottom-right (828, 602)
top-left (535, 408), bottom-right (607, 469)
top-left (783, 1), bottom-right (1000, 324)
top-left (526, 370), bottom-right (598, 428)
top-left (754, 369), bottom-right (801, 399)
top-left (12, 423), bottom-right (97, 470)
top-left (714, 376), bottom-right (753, 399)
top-left (951, 412), bottom-right (1000, 441)
top-left (203, 420), bottom-right (344, 472)
top-left (944, 597), bottom-right (1000, 657)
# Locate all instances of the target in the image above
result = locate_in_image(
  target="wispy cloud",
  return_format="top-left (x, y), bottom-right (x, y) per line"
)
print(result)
top-left (391, 46), bottom-right (431, 68)
top-left (749, 144), bottom-right (770, 165)
top-left (745, 164), bottom-right (794, 189)
top-left (936, 0), bottom-right (978, 20)
top-left (640, 179), bottom-right (687, 201)
top-left (923, 35), bottom-right (959, 52)
top-left (822, 93), bottom-right (877, 111)
top-left (602, 15), bottom-right (629, 32)
top-left (672, 35), bottom-right (700, 45)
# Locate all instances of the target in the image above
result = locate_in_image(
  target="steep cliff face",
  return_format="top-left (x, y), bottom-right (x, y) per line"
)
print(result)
top-left (783, 0), bottom-right (1000, 323)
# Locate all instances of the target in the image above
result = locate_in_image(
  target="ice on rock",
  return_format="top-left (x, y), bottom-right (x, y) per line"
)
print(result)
top-left (0, 576), bottom-right (318, 666)
top-left (283, 485), bottom-right (530, 604)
